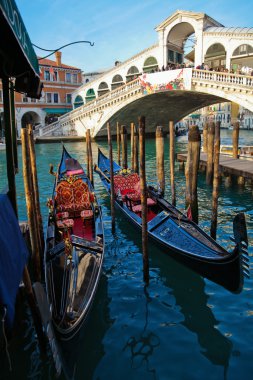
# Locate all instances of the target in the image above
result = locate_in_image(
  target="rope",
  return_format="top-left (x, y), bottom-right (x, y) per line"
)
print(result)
top-left (1, 307), bottom-right (12, 371)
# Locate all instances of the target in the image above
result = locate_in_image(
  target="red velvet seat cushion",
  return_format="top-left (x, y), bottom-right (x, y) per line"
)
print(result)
top-left (56, 219), bottom-right (74, 229)
top-left (80, 210), bottom-right (93, 219)
top-left (56, 212), bottom-right (69, 220)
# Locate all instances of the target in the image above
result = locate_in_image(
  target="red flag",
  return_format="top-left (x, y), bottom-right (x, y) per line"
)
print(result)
top-left (186, 205), bottom-right (192, 221)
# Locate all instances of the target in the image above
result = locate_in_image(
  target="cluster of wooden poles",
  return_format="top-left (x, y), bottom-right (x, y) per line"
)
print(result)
top-left (96, 117), bottom-right (177, 284)
top-left (86, 117), bottom-right (227, 284)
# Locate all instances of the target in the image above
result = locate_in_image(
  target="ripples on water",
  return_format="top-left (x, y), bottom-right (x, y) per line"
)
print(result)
top-left (1, 130), bottom-right (253, 380)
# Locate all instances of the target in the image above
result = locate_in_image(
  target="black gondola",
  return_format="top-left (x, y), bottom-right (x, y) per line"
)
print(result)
top-left (95, 148), bottom-right (249, 293)
top-left (44, 146), bottom-right (104, 340)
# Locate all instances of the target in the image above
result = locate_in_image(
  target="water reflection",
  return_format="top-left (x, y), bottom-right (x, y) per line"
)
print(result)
top-left (150, 244), bottom-right (232, 376)
top-left (123, 286), bottom-right (160, 379)
top-left (59, 274), bottom-right (113, 380)
top-left (112, 211), bottom-right (233, 377)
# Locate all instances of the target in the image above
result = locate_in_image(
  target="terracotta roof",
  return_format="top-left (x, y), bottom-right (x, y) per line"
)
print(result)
top-left (38, 57), bottom-right (81, 70)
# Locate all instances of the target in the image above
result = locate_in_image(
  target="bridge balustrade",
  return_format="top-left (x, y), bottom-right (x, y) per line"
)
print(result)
top-left (40, 69), bottom-right (253, 137)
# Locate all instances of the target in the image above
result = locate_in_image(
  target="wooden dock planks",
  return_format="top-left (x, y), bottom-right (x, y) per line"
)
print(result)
top-left (177, 152), bottom-right (253, 179)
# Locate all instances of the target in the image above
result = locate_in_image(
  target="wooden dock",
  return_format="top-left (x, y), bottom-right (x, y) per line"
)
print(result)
top-left (177, 152), bottom-right (253, 179)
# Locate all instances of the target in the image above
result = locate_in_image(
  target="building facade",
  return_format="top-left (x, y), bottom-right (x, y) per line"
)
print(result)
top-left (0, 51), bottom-right (82, 137)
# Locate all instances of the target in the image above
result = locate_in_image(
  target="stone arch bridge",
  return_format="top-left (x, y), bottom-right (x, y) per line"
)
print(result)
top-left (37, 69), bottom-right (253, 138)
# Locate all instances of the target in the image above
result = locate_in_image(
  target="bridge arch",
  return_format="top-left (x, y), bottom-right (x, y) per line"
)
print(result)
top-left (204, 43), bottom-right (226, 70)
top-left (85, 89), bottom-right (96, 103)
top-left (167, 22), bottom-right (195, 66)
top-left (98, 82), bottom-right (109, 97)
top-left (111, 74), bottom-right (124, 90)
top-left (143, 56), bottom-right (158, 73)
top-left (73, 95), bottom-right (84, 108)
top-left (126, 66), bottom-right (140, 82)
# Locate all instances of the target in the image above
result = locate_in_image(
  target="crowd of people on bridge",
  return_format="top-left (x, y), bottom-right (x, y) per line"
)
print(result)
top-left (150, 62), bottom-right (253, 76)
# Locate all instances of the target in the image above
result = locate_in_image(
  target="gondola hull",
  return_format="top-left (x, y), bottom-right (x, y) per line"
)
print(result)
top-left (96, 149), bottom-right (248, 293)
top-left (44, 146), bottom-right (104, 340)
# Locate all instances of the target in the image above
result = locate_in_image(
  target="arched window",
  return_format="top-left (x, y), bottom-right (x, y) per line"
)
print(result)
top-left (98, 82), bottom-right (109, 97)
top-left (85, 89), bottom-right (96, 103)
top-left (233, 44), bottom-right (253, 56)
top-left (111, 75), bottom-right (124, 91)
top-left (126, 66), bottom-right (140, 82)
top-left (143, 57), bottom-right (158, 73)
top-left (204, 43), bottom-right (226, 70)
top-left (73, 95), bottom-right (84, 108)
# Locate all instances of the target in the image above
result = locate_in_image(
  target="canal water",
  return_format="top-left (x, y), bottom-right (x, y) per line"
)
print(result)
top-left (0, 130), bottom-right (253, 380)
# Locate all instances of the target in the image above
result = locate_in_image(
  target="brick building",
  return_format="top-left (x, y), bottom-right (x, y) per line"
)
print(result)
top-left (0, 51), bottom-right (82, 137)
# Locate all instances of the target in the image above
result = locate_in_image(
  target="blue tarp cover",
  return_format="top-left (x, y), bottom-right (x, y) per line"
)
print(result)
top-left (0, 194), bottom-right (28, 327)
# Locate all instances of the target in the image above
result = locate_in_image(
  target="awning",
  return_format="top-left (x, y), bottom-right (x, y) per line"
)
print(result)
top-left (0, 0), bottom-right (42, 98)
top-left (43, 108), bottom-right (71, 114)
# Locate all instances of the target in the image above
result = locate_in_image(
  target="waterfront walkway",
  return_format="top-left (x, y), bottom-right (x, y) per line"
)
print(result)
top-left (177, 152), bottom-right (253, 179)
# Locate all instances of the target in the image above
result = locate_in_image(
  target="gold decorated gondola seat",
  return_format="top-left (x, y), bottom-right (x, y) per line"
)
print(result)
top-left (55, 178), bottom-right (93, 218)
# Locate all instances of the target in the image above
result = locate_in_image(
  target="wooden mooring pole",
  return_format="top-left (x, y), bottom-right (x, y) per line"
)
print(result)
top-left (107, 122), bottom-right (115, 232)
top-left (117, 122), bottom-right (121, 166)
top-left (206, 122), bottom-right (215, 185)
top-left (121, 125), bottom-right (128, 169)
top-left (86, 129), bottom-right (94, 186)
top-left (2, 77), bottom-right (17, 214)
top-left (233, 121), bottom-right (240, 159)
top-left (156, 126), bottom-right (165, 195)
top-left (133, 124), bottom-right (139, 173)
top-left (131, 122), bottom-right (135, 170)
top-left (139, 116), bottom-right (149, 284)
top-left (185, 125), bottom-right (201, 224)
top-left (27, 124), bottom-right (44, 254)
top-left (210, 121), bottom-right (221, 240)
top-left (202, 123), bottom-right (208, 153)
top-left (21, 127), bottom-right (41, 282)
top-left (169, 121), bottom-right (176, 205)
top-left (86, 129), bottom-right (91, 180)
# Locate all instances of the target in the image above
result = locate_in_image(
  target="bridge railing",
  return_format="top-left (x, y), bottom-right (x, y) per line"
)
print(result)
top-left (192, 69), bottom-right (253, 87)
top-left (60, 77), bottom-right (140, 124)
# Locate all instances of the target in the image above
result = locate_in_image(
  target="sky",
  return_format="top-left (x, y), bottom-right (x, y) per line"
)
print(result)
top-left (16, 0), bottom-right (253, 73)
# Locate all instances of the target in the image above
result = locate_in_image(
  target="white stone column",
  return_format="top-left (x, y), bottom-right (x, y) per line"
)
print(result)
top-left (225, 41), bottom-right (232, 71)
top-left (194, 26), bottom-right (204, 68)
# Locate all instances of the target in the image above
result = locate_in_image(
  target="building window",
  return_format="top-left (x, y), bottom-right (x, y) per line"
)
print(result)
top-left (30, 98), bottom-right (37, 103)
top-left (53, 71), bottom-right (58, 81)
top-left (66, 94), bottom-right (72, 104)
top-left (72, 73), bottom-right (77, 83)
top-left (0, 90), bottom-right (2, 102)
top-left (168, 50), bottom-right (174, 62)
top-left (54, 93), bottom-right (59, 103)
top-left (44, 70), bottom-right (50, 81)
top-left (46, 93), bottom-right (52, 103)
top-left (66, 73), bottom-right (71, 83)
top-left (23, 97), bottom-right (28, 102)
top-left (46, 93), bottom-right (59, 103)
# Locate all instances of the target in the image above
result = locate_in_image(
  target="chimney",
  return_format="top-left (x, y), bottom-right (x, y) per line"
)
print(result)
top-left (55, 51), bottom-right (62, 66)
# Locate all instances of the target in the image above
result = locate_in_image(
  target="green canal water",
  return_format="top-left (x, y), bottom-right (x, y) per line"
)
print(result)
top-left (0, 130), bottom-right (253, 380)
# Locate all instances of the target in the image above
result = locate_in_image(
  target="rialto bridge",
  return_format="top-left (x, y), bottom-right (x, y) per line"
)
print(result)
top-left (36, 10), bottom-right (253, 138)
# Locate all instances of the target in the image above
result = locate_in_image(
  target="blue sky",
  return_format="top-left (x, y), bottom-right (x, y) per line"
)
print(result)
top-left (16, 0), bottom-right (253, 73)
